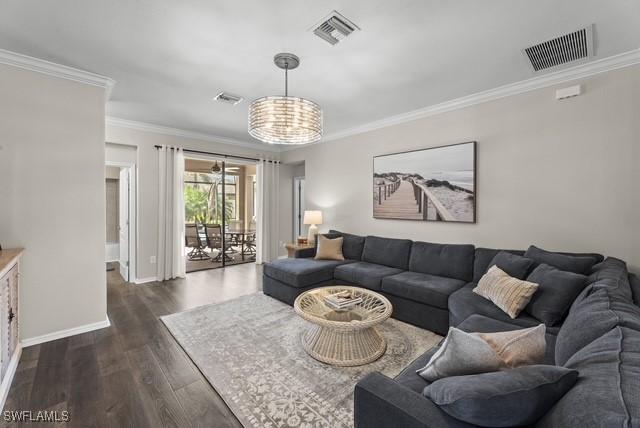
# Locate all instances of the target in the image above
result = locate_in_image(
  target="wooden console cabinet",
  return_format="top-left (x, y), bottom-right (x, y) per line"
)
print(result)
top-left (0, 249), bottom-right (22, 410)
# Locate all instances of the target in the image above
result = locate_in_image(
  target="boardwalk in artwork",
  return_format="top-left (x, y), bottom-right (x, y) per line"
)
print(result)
top-left (373, 181), bottom-right (423, 220)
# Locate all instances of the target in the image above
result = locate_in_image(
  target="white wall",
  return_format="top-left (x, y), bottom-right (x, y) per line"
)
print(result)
top-left (105, 125), bottom-right (279, 279)
top-left (0, 64), bottom-right (108, 340)
top-left (282, 65), bottom-right (640, 273)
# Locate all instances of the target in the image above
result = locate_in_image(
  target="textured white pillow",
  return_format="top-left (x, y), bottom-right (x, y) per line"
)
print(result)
top-left (417, 325), bottom-right (547, 382)
top-left (474, 265), bottom-right (539, 318)
top-left (417, 328), bottom-right (505, 382)
top-left (474, 324), bottom-right (546, 367)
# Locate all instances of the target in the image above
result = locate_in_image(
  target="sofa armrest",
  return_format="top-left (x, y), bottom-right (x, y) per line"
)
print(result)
top-left (630, 273), bottom-right (640, 306)
top-left (294, 247), bottom-right (316, 258)
top-left (354, 372), bottom-right (473, 428)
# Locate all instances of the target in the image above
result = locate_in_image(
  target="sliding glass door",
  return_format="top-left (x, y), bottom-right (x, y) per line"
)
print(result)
top-left (184, 158), bottom-right (257, 272)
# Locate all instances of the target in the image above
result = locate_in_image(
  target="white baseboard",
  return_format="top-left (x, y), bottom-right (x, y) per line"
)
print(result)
top-left (20, 317), bottom-right (111, 348)
top-left (0, 345), bottom-right (21, 411)
top-left (134, 276), bottom-right (157, 284)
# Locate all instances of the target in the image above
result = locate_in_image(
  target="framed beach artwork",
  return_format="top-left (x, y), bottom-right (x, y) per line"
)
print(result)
top-left (373, 141), bottom-right (476, 223)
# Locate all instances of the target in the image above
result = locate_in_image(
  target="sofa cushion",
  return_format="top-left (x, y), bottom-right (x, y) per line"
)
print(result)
top-left (361, 235), bottom-right (412, 270)
top-left (408, 241), bottom-right (475, 282)
top-left (524, 245), bottom-right (599, 275)
top-left (473, 248), bottom-right (525, 283)
top-left (587, 257), bottom-right (633, 301)
top-left (631, 273), bottom-right (640, 306)
top-left (537, 327), bottom-right (640, 427)
top-left (424, 365), bottom-right (578, 428)
top-left (394, 346), bottom-right (438, 394)
top-left (263, 258), bottom-right (351, 288)
top-left (487, 251), bottom-right (536, 279)
top-left (381, 271), bottom-right (466, 309)
top-left (555, 285), bottom-right (640, 365)
top-left (457, 314), bottom-right (557, 365)
top-left (328, 230), bottom-right (366, 261)
top-left (525, 263), bottom-right (588, 326)
top-left (449, 283), bottom-right (560, 334)
top-left (334, 261), bottom-right (403, 291)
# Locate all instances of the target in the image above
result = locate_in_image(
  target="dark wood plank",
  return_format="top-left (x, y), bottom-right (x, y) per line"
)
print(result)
top-left (20, 345), bottom-right (40, 362)
top-left (94, 331), bottom-right (128, 377)
top-left (146, 327), bottom-right (199, 391)
top-left (175, 381), bottom-right (242, 428)
top-left (67, 345), bottom-right (105, 428)
top-left (101, 369), bottom-right (153, 428)
top-left (125, 346), bottom-right (190, 428)
top-left (29, 339), bottom-right (69, 410)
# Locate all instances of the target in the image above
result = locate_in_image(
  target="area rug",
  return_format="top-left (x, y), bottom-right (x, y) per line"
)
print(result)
top-left (161, 293), bottom-right (442, 428)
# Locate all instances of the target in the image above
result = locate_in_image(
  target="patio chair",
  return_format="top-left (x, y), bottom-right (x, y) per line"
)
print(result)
top-left (205, 224), bottom-right (234, 262)
top-left (243, 232), bottom-right (256, 260)
top-left (185, 223), bottom-right (209, 260)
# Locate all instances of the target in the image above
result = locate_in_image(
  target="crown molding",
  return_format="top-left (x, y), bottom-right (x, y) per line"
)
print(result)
top-left (0, 48), bottom-right (116, 98)
top-left (106, 116), bottom-right (281, 152)
top-left (308, 48), bottom-right (640, 145)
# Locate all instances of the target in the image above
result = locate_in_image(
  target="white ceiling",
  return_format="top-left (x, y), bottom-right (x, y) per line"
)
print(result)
top-left (1, 0), bottom-right (639, 145)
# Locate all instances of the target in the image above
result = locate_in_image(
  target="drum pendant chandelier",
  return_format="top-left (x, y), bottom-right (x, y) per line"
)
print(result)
top-left (248, 53), bottom-right (323, 145)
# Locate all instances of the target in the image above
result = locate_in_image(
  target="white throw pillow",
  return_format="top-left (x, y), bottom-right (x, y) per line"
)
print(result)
top-left (474, 324), bottom-right (546, 368)
top-left (417, 325), bottom-right (547, 382)
top-left (417, 327), bottom-right (505, 382)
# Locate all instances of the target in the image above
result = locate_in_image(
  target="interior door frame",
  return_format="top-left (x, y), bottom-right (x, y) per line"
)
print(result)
top-left (106, 160), bottom-right (137, 283)
top-left (293, 176), bottom-right (305, 240)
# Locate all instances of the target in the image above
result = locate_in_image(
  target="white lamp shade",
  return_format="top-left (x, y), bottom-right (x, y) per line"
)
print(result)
top-left (303, 210), bottom-right (323, 225)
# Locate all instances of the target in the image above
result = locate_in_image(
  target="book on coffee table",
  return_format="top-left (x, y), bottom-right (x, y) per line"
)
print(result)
top-left (324, 291), bottom-right (362, 310)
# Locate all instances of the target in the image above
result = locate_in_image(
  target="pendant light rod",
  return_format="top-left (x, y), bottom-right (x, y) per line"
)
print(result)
top-left (285, 65), bottom-right (288, 97)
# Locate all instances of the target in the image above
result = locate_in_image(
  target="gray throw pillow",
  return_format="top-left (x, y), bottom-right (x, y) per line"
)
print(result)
top-left (487, 251), bottom-right (536, 280)
top-left (525, 263), bottom-right (587, 326)
top-left (524, 245), bottom-right (597, 274)
top-left (423, 365), bottom-right (579, 427)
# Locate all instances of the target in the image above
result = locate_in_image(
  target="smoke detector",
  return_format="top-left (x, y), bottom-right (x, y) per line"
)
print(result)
top-left (214, 92), bottom-right (243, 105)
top-left (523, 25), bottom-right (594, 72)
top-left (311, 11), bottom-right (360, 45)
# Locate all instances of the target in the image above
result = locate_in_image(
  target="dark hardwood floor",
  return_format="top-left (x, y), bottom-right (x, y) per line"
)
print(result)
top-left (3, 263), bottom-right (262, 427)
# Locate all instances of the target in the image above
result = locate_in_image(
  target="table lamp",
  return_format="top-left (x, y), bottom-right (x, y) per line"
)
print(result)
top-left (303, 210), bottom-right (323, 245)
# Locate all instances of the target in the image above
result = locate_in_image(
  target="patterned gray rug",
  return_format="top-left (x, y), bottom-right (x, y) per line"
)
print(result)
top-left (161, 293), bottom-right (441, 428)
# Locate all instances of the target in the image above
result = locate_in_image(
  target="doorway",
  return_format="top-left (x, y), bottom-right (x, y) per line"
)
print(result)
top-left (105, 161), bottom-right (137, 282)
top-left (183, 157), bottom-right (257, 273)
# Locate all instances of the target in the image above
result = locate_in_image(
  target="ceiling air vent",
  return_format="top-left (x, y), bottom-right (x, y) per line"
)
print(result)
top-left (312, 11), bottom-right (360, 45)
top-left (524, 25), bottom-right (594, 72)
top-left (214, 92), bottom-right (243, 105)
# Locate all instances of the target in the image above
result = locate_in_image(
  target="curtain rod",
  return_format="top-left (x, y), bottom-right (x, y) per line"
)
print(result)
top-left (153, 145), bottom-right (279, 163)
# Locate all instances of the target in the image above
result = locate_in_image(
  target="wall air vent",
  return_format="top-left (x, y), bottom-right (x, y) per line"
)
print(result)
top-left (312, 11), bottom-right (360, 45)
top-left (214, 92), bottom-right (243, 105)
top-left (524, 25), bottom-right (594, 72)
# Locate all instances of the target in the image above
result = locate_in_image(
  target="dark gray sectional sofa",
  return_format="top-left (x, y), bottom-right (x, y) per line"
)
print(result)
top-left (262, 231), bottom-right (640, 427)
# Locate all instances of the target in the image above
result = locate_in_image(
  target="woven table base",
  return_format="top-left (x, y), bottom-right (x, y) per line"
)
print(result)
top-left (301, 324), bottom-right (387, 367)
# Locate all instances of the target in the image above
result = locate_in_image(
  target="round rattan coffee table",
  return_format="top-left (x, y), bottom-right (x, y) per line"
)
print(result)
top-left (293, 286), bottom-right (393, 367)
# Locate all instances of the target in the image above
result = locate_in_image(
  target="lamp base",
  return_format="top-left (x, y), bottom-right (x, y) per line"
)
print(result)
top-left (307, 224), bottom-right (319, 245)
